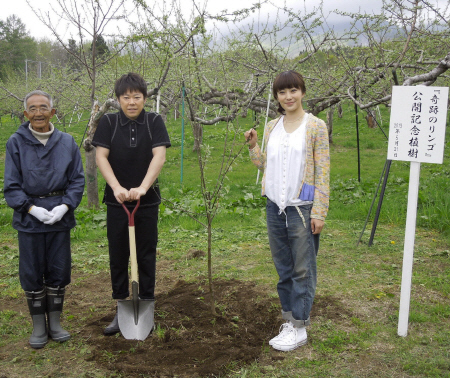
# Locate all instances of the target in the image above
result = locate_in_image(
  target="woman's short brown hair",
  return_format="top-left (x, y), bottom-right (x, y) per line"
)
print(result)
top-left (272, 70), bottom-right (306, 114)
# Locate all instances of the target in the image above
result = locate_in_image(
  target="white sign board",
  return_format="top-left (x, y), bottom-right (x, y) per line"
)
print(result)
top-left (388, 86), bottom-right (448, 164)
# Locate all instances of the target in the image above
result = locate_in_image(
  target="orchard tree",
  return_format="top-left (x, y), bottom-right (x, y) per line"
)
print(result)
top-left (340, 0), bottom-right (450, 109)
top-left (25, 0), bottom-right (212, 207)
top-left (271, 0), bottom-right (450, 114)
top-left (181, 52), bottom-right (271, 314)
top-left (159, 2), bottom-right (279, 314)
top-left (27, 0), bottom-right (129, 207)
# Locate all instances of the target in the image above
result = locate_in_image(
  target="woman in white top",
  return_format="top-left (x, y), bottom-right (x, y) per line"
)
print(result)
top-left (245, 71), bottom-right (330, 352)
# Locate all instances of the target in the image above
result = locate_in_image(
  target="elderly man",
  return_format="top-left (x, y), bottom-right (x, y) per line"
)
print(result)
top-left (4, 90), bottom-right (85, 349)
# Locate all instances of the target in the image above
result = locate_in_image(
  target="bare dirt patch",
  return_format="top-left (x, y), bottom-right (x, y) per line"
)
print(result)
top-left (74, 277), bottom-right (352, 377)
top-left (1, 258), bottom-right (355, 378)
top-left (79, 278), bottom-right (280, 377)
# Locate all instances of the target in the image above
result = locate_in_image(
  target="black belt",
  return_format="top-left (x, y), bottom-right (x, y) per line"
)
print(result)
top-left (29, 190), bottom-right (65, 198)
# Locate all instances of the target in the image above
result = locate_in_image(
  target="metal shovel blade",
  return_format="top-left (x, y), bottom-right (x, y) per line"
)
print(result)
top-left (117, 298), bottom-right (154, 341)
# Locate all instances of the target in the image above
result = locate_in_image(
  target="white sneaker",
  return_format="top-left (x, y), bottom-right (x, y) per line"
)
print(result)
top-left (269, 322), bottom-right (292, 346)
top-left (271, 322), bottom-right (307, 351)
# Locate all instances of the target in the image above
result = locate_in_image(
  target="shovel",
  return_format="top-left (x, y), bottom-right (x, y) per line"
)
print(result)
top-left (117, 199), bottom-right (154, 340)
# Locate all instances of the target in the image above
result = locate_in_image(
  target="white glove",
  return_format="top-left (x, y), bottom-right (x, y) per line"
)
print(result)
top-left (29, 206), bottom-right (53, 223)
top-left (44, 204), bottom-right (69, 225)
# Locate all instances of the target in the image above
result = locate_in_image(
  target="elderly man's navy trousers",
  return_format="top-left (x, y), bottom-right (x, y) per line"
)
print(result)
top-left (18, 230), bottom-right (71, 291)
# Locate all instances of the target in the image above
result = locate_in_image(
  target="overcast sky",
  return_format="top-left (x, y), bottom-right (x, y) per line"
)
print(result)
top-left (2, 0), bottom-right (384, 40)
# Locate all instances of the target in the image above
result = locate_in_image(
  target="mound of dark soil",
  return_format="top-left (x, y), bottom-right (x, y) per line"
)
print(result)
top-left (80, 279), bottom-right (280, 377)
top-left (1, 265), bottom-right (351, 378)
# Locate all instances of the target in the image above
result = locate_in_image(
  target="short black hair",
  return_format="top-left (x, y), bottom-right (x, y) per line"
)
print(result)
top-left (272, 71), bottom-right (306, 114)
top-left (114, 72), bottom-right (148, 99)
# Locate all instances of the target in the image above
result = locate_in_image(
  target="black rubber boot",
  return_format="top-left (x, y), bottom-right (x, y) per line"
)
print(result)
top-left (46, 286), bottom-right (71, 342)
top-left (25, 288), bottom-right (48, 349)
top-left (103, 309), bottom-right (120, 336)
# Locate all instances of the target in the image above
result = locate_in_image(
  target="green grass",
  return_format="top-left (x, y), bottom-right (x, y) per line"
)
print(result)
top-left (1, 103), bottom-right (450, 377)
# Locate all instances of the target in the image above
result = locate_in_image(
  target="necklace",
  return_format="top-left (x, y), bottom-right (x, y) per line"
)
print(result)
top-left (283, 112), bottom-right (305, 124)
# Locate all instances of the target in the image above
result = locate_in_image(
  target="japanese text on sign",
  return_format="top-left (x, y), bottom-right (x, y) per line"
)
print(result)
top-left (388, 86), bottom-right (448, 164)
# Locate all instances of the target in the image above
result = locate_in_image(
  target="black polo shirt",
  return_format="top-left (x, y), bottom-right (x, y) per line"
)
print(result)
top-left (92, 109), bottom-right (171, 207)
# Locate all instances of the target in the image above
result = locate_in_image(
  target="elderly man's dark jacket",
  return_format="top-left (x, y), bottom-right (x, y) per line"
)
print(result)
top-left (4, 121), bottom-right (85, 232)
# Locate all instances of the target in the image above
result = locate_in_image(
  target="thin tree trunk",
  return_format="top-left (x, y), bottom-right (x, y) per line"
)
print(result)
top-left (193, 123), bottom-right (203, 151)
top-left (207, 220), bottom-right (216, 315)
top-left (85, 146), bottom-right (99, 208)
top-left (366, 112), bottom-right (376, 128)
top-left (326, 106), bottom-right (334, 144)
top-left (82, 99), bottom-right (118, 208)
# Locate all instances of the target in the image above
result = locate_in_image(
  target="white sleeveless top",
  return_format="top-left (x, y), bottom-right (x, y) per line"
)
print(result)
top-left (265, 114), bottom-right (312, 213)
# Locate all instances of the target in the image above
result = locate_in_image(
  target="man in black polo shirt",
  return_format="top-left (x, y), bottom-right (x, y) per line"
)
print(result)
top-left (92, 73), bottom-right (171, 335)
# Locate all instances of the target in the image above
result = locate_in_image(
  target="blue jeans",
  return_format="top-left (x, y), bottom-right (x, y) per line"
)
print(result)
top-left (266, 199), bottom-right (320, 326)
